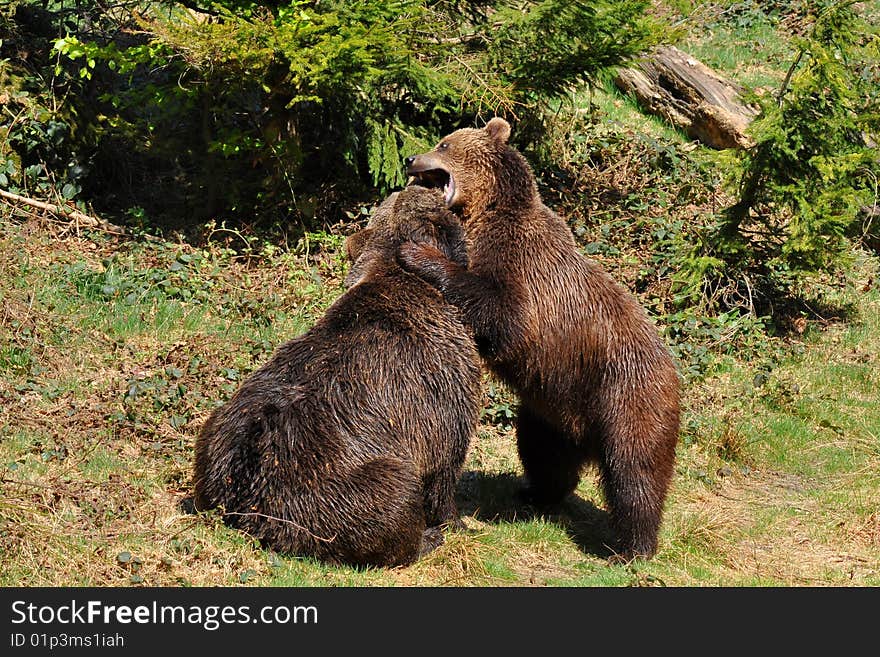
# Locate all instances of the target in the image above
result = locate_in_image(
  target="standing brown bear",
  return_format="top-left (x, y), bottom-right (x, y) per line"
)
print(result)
top-left (193, 186), bottom-right (480, 568)
top-left (400, 117), bottom-right (681, 560)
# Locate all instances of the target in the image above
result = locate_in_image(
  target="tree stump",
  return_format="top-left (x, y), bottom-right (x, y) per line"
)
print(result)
top-left (614, 45), bottom-right (760, 149)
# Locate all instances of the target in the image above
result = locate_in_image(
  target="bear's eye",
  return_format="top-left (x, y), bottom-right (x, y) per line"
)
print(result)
top-left (437, 142), bottom-right (450, 151)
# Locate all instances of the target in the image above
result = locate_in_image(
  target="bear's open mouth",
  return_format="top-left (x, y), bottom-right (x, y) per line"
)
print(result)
top-left (410, 168), bottom-right (455, 207)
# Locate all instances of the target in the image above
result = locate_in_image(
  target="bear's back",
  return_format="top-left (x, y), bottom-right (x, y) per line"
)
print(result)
top-left (199, 263), bottom-right (479, 476)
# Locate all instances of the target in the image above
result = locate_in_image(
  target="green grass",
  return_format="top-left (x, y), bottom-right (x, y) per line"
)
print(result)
top-left (683, 18), bottom-right (794, 90)
top-left (578, 80), bottom-right (690, 144)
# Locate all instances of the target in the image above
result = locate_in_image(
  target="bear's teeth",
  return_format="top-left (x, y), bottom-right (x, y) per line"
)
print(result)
top-left (443, 178), bottom-right (455, 206)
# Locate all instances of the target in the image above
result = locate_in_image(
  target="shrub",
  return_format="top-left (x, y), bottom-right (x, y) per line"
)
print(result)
top-left (702, 1), bottom-right (880, 294)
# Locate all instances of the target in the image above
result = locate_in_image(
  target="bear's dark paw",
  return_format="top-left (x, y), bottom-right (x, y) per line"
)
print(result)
top-left (396, 241), bottom-right (453, 289)
top-left (417, 526), bottom-right (445, 558)
top-left (177, 496), bottom-right (197, 515)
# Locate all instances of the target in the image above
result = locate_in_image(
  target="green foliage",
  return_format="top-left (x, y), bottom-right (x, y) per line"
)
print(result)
top-left (481, 381), bottom-right (518, 430)
top-left (0, 2), bottom-right (148, 210)
top-left (489, 0), bottom-right (661, 101)
top-left (62, 250), bottom-right (219, 305)
top-left (706, 1), bottom-right (880, 284)
top-left (664, 308), bottom-right (775, 381)
top-left (2, 0), bottom-right (666, 231)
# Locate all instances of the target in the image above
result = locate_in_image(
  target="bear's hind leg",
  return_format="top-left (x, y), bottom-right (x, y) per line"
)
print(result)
top-left (299, 457), bottom-right (429, 567)
top-left (516, 405), bottom-right (584, 505)
top-left (599, 430), bottom-right (676, 560)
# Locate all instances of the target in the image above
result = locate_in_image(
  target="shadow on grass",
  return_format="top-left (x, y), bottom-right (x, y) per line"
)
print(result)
top-left (178, 471), bottom-right (618, 559)
top-left (455, 470), bottom-right (617, 560)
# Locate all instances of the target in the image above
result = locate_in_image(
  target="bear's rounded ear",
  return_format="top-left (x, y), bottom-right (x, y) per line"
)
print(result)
top-left (344, 228), bottom-right (373, 262)
top-left (485, 117), bottom-right (511, 144)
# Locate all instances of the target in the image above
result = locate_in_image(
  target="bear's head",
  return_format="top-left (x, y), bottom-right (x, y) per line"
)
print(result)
top-left (344, 186), bottom-right (467, 287)
top-left (404, 117), bottom-right (536, 219)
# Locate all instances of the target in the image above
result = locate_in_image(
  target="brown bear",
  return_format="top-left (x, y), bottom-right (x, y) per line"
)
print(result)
top-left (399, 117), bottom-right (681, 560)
top-left (193, 186), bottom-right (481, 567)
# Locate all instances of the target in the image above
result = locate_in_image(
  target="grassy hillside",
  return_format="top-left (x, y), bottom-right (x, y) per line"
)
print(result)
top-left (1, 211), bottom-right (877, 587)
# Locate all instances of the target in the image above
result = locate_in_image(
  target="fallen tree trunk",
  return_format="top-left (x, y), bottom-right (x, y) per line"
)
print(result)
top-left (614, 45), bottom-right (760, 149)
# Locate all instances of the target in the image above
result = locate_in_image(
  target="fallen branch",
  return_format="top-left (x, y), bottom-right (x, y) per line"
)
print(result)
top-left (614, 45), bottom-right (760, 149)
top-left (0, 187), bottom-right (155, 240)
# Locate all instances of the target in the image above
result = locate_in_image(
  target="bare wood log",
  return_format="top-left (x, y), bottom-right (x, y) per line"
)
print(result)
top-left (614, 45), bottom-right (760, 149)
top-left (0, 187), bottom-right (154, 240)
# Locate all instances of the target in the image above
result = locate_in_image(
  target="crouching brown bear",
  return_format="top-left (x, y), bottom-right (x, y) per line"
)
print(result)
top-left (400, 117), bottom-right (681, 560)
top-left (193, 186), bottom-right (481, 567)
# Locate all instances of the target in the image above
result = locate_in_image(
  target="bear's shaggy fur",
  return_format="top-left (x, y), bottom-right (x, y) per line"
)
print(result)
top-left (400, 118), bottom-right (681, 560)
top-left (193, 186), bottom-right (481, 567)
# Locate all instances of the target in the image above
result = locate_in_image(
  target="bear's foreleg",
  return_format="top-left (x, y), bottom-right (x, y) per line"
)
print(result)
top-left (397, 241), bottom-right (527, 359)
top-left (421, 467), bottom-right (463, 529)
